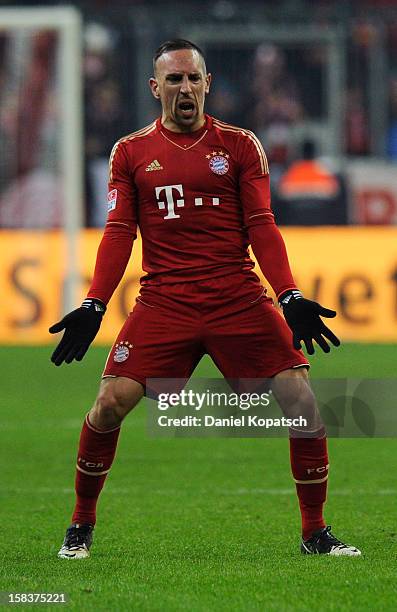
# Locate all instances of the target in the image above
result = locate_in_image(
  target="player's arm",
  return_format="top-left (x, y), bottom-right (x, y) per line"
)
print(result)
top-left (49, 141), bottom-right (138, 366)
top-left (239, 132), bottom-right (340, 354)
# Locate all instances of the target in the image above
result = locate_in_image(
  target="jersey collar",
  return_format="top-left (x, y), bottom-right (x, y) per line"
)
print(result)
top-left (157, 114), bottom-right (213, 141)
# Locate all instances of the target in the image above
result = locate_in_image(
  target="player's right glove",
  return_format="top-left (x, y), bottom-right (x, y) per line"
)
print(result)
top-left (49, 298), bottom-right (106, 366)
top-left (279, 289), bottom-right (340, 355)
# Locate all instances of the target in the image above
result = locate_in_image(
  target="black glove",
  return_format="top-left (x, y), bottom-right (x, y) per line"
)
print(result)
top-left (279, 289), bottom-right (340, 355)
top-left (49, 298), bottom-right (106, 366)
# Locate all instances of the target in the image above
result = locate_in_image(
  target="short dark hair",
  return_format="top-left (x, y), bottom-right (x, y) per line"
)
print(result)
top-left (153, 39), bottom-right (206, 72)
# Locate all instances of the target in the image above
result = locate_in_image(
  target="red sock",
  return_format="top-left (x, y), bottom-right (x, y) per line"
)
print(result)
top-left (289, 431), bottom-right (328, 540)
top-left (72, 414), bottom-right (120, 525)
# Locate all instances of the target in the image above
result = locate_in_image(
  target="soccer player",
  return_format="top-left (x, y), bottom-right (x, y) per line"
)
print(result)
top-left (51, 40), bottom-right (360, 558)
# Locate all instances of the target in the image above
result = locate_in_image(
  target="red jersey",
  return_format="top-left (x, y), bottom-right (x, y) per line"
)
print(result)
top-left (107, 114), bottom-right (272, 282)
top-left (88, 115), bottom-right (297, 303)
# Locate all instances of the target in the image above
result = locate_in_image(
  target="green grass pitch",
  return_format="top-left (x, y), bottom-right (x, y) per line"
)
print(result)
top-left (0, 344), bottom-right (396, 611)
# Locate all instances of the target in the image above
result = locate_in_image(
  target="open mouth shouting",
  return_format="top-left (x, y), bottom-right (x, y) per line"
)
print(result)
top-left (177, 98), bottom-right (196, 119)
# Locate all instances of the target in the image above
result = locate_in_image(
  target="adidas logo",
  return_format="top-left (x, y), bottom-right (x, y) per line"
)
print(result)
top-left (145, 159), bottom-right (163, 172)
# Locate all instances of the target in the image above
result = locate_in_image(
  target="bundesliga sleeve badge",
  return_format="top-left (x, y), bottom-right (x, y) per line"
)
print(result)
top-left (206, 151), bottom-right (230, 175)
top-left (107, 189), bottom-right (118, 212)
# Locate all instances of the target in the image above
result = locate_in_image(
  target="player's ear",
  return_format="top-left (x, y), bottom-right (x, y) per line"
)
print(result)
top-left (149, 77), bottom-right (160, 99)
top-left (205, 72), bottom-right (212, 95)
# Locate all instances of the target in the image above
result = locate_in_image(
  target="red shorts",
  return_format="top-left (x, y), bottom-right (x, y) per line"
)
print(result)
top-left (103, 273), bottom-right (309, 387)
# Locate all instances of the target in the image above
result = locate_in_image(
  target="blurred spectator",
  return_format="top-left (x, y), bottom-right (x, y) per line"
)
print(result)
top-left (274, 140), bottom-right (348, 225)
top-left (84, 22), bottom-right (126, 227)
top-left (206, 76), bottom-right (241, 125)
top-left (345, 87), bottom-right (370, 156)
top-left (247, 44), bottom-right (304, 167)
top-left (0, 31), bottom-right (61, 227)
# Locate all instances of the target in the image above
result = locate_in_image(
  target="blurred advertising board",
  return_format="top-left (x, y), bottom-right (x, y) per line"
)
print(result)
top-left (0, 227), bottom-right (396, 344)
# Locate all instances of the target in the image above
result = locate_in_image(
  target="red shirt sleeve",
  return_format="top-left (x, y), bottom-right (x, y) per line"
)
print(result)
top-left (238, 131), bottom-right (274, 228)
top-left (238, 132), bottom-right (298, 298)
top-left (249, 224), bottom-right (298, 298)
top-left (87, 141), bottom-right (138, 304)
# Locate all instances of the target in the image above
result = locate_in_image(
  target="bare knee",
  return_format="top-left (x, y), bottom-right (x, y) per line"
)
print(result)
top-left (272, 368), bottom-right (323, 431)
top-left (92, 390), bottom-right (123, 430)
top-left (90, 377), bottom-right (144, 430)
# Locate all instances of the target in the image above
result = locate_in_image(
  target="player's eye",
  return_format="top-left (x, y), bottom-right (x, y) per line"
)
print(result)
top-left (167, 75), bottom-right (182, 83)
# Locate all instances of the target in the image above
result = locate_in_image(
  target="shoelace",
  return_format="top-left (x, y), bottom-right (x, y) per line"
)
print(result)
top-left (320, 526), bottom-right (348, 549)
top-left (65, 527), bottom-right (90, 548)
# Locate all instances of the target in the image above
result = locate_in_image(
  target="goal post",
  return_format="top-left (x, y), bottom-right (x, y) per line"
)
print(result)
top-left (0, 6), bottom-right (83, 312)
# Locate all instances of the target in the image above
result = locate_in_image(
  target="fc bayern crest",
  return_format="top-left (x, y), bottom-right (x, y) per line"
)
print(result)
top-left (208, 151), bottom-right (229, 175)
top-left (113, 341), bottom-right (133, 363)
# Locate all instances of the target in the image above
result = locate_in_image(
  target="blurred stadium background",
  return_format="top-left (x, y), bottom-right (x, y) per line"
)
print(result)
top-left (0, 0), bottom-right (397, 344)
top-left (0, 2), bottom-right (396, 610)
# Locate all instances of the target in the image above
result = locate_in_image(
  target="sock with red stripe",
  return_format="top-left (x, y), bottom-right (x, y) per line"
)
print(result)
top-left (289, 431), bottom-right (329, 540)
top-left (72, 414), bottom-right (120, 525)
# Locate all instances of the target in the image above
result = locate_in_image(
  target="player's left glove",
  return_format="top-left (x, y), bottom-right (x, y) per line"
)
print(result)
top-left (49, 298), bottom-right (106, 366)
top-left (279, 289), bottom-right (340, 355)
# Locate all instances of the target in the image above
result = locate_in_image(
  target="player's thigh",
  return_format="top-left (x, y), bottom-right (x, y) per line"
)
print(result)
top-left (103, 298), bottom-right (203, 388)
top-left (204, 299), bottom-right (308, 379)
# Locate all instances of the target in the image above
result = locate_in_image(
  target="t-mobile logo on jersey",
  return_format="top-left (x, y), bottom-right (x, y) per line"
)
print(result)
top-left (155, 184), bottom-right (220, 220)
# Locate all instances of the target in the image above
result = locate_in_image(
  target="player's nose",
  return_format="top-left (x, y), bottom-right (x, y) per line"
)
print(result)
top-left (180, 75), bottom-right (193, 93)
